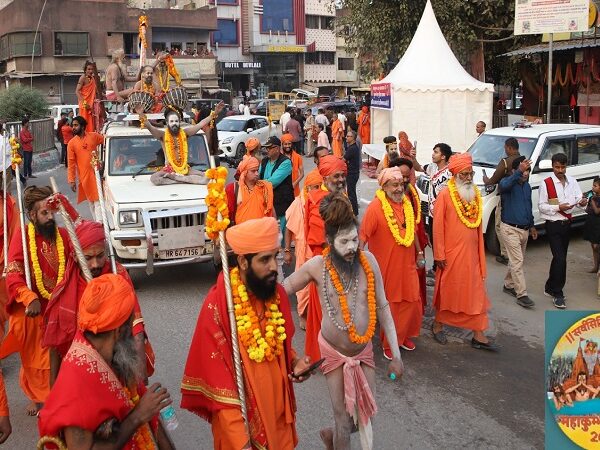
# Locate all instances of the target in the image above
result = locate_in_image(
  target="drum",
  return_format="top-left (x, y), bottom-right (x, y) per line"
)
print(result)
top-left (128, 91), bottom-right (154, 113)
top-left (163, 87), bottom-right (188, 112)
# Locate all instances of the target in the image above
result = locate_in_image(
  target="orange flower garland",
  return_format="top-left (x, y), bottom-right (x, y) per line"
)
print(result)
top-left (408, 184), bottom-right (421, 224)
top-left (205, 166), bottom-right (229, 240)
top-left (9, 136), bottom-right (22, 167)
top-left (165, 54), bottom-right (182, 85)
top-left (231, 267), bottom-right (286, 363)
top-left (323, 247), bottom-right (377, 344)
top-left (123, 386), bottom-right (157, 449)
top-left (163, 128), bottom-right (189, 175)
top-left (447, 178), bottom-right (482, 229)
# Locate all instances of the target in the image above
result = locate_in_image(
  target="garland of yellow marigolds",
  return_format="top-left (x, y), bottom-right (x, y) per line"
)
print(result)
top-left (205, 166), bottom-right (229, 240)
top-left (447, 178), bottom-right (482, 229)
top-left (28, 223), bottom-right (66, 300)
top-left (375, 189), bottom-right (415, 247)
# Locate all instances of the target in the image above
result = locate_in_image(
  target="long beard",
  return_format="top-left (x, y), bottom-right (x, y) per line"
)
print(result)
top-left (35, 220), bottom-right (56, 241)
top-left (330, 243), bottom-right (358, 272)
top-left (245, 266), bottom-right (277, 301)
top-left (112, 323), bottom-right (142, 385)
top-left (455, 179), bottom-right (476, 203)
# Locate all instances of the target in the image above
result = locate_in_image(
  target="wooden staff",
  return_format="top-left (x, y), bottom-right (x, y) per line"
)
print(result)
top-left (11, 126), bottom-right (31, 289)
top-left (91, 149), bottom-right (116, 274)
top-left (49, 177), bottom-right (92, 282)
top-left (208, 151), bottom-right (249, 428)
top-left (2, 130), bottom-right (8, 277)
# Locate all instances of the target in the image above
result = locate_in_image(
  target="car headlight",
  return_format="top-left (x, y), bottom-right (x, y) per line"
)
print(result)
top-left (478, 184), bottom-right (496, 197)
top-left (221, 137), bottom-right (234, 144)
top-left (119, 210), bottom-right (139, 225)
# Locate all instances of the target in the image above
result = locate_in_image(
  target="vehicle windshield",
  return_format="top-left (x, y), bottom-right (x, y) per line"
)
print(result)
top-left (468, 134), bottom-right (538, 167)
top-left (217, 119), bottom-right (246, 132)
top-left (108, 134), bottom-right (210, 176)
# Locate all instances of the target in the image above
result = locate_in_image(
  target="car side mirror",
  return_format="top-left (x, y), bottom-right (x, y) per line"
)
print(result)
top-left (247, 128), bottom-right (254, 133)
top-left (538, 159), bottom-right (552, 171)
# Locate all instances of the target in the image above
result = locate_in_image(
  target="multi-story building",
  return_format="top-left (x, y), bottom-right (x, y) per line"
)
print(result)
top-left (0, 0), bottom-right (218, 103)
top-left (302, 0), bottom-right (336, 94)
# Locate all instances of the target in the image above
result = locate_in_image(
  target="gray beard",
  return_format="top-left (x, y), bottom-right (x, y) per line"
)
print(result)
top-left (330, 243), bottom-right (358, 274)
top-left (112, 325), bottom-right (142, 385)
top-left (455, 179), bottom-right (476, 203)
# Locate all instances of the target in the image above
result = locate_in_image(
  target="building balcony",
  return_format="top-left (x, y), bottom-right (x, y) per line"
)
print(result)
top-left (303, 64), bottom-right (336, 83)
top-left (306, 29), bottom-right (336, 52)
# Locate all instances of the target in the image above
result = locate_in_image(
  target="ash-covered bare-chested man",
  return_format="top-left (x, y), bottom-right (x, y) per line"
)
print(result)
top-left (284, 194), bottom-right (404, 450)
top-left (105, 48), bottom-right (139, 102)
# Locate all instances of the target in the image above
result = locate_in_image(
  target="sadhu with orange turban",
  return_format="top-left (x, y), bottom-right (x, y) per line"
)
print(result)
top-left (226, 156), bottom-right (274, 225)
top-left (182, 216), bottom-right (308, 449)
top-left (448, 152), bottom-right (473, 175)
top-left (245, 137), bottom-right (261, 157)
top-left (39, 274), bottom-right (169, 449)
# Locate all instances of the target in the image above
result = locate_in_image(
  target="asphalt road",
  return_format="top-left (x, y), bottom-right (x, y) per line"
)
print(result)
top-left (3, 157), bottom-right (598, 449)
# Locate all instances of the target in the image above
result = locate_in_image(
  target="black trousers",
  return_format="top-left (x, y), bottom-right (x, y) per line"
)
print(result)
top-left (545, 220), bottom-right (571, 297)
top-left (23, 151), bottom-right (33, 177)
top-left (346, 173), bottom-right (359, 216)
top-left (61, 143), bottom-right (68, 166)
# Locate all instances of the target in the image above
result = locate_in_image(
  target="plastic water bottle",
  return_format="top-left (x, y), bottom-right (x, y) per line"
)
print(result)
top-left (160, 404), bottom-right (179, 431)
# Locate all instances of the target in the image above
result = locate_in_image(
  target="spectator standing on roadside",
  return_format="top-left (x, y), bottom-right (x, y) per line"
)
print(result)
top-left (56, 112), bottom-right (67, 156)
top-left (483, 137), bottom-right (522, 265)
top-left (498, 156), bottom-right (537, 308)
top-left (19, 118), bottom-right (35, 178)
top-left (538, 153), bottom-right (587, 309)
top-left (60, 118), bottom-right (74, 167)
top-left (304, 109), bottom-right (317, 157)
top-left (317, 123), bottom-right (330, 151)
top-left (315, 108), bottom-right (329, 129)
top-left (284, 112), bottom-right (303, 155)
top-left (476, 121), bottom-right (486, 137)
top-left (344, 129), bottom-right (361, 215)
top-left (280, 107), bottom-right (291, 133)
top-left (583, 177), bottom-right (600, 274)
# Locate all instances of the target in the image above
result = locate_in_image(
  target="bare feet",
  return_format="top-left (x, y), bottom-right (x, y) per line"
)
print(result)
top-left (319, 427), bottom-right (334, 450)
top-left (26, 401), bottom-right (41, 416)
top-left (299, 315), bottom-right (306, 331)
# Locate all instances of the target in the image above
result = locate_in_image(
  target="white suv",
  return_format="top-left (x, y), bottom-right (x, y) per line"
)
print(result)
top-left (416, 124), bottom-right (600, 254)
top-left (101, 119), bottom-right (213, 274)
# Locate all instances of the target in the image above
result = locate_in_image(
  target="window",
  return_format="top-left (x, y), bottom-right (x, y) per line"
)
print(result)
top-left (306, 15), bottom-right (320, 29)
top-left (6, 32), bottom-right (41, 58)
top-left (305, 52), bottom-right (335, 65)
top-left (152, 42), bottom-right (167, 52)
top-left (256, 118), bottom-right (268, 129)
top-left (576, 135), bottom-right (600, 165)
top-left (338, 57), bottom-right (354, 70)
top-left (55, 32), bottom-right (88, 56)
top-left (0, 35), bottom-right (8, 60)
top-left (321, 16), bottom-right (334, 30)
top-left (213, 19), bottom-right (239, 46)
top-left (261, 0), bottom-right (294, 33)
top-left (321, 52), bottom-right (335, 64)
top-left (536, 138), bottom-right (574, 170)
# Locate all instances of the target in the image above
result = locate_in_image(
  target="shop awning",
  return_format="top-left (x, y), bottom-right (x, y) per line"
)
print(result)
top-left (502, 39), bottom-right (600, 57)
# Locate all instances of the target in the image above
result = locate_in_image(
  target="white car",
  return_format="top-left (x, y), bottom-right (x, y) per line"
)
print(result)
top-left (217, 115), bottom-right (276, 158)
top-left (416, 124), bottom-right (600, 254)
top-left (48, 104), bottom-right (79, 130)
top-left (101, 117), bottom-right (214, 274)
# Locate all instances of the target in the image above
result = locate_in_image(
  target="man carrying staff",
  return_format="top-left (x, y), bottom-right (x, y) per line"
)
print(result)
top-left (181, 217), bottom-right (312, 449)
top-left (38, 274), bottom-right (174, 449)
top-left (303, 155), bottom-right (349, 361)
top-left (225, 156), bottom-right (274, 224)
top-left (136, 103), bottom-right (224, 186)
top-left (67, 116), bottom-right (104, 221)
top-left (1, 186), bottom-right (73, 415)
top-left (432, 153), bottom-right (497, 351)
top-left (360, 167), bottom-right (423, 356)
top-left (76, 61), bottom-right (101, 132)
top-left (284, 194), bottom-right (404, 450)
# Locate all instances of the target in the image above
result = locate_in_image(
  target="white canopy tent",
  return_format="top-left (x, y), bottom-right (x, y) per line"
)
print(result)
top-left (365, 0), bottom-right (494, 162)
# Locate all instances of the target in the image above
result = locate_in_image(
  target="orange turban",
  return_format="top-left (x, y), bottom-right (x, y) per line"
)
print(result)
top-left (76, 220), bottom-right (105, 249)
top-left (448, 152), bottom-right (473, 175)
top-left (281, 133), bottom-right (294, 144)
top-left (377, 167), bottom-right (403, 187)
top-left (238, 155), bottom-right (260, 187)
top-left (245, 137), bottom-right (260, 155)
top-left (319, 155), bottom-right (347, 177)
top-left (304, 170), bottom-right (323, 189)
top-left (226, 217), bottom-right (279, 255)
top-left (78, 274), bottom-right (135, 334)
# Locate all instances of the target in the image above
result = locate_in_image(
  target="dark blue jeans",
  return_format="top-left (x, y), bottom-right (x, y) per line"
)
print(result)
top-left (346, 172), bottom-right (359, 216)
top-left (23, 151), bottom-right (33, 177)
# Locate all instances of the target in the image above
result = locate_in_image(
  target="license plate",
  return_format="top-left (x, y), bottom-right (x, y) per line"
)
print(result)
top-left (159, 247), bottom-right (203, 259)
top-left (158, 225), bottom-right (204, 251)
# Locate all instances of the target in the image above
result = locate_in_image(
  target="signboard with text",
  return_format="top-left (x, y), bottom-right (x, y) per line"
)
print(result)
top-left (514, 0), bottom-right (589, 35)
top-left (370, 83), bottom-right (393, 110)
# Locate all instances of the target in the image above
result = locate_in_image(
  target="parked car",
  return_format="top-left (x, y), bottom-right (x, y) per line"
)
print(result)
top-left (48, 104), bottom-right (79, 130)
top-left (217, 115), bottom-right (276, 158)
top-left (415, 124), bottom-right (600, 254)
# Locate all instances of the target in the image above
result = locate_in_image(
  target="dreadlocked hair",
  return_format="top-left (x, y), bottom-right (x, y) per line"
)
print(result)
top-left (319, 193), bottom-right (358, 240)
top-left (24, 185), bottom-right (53, 213)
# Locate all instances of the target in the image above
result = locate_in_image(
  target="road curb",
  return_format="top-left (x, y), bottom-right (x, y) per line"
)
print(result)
top-left (33, 145), bottom-right (61, 173)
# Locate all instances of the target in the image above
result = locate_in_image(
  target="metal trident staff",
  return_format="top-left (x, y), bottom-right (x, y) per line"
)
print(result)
top-left (2, 129), bottom-right (8, 278)
top-left (10, 126), bottom-right (31, 289)
top-left (91, 148), bottom-right (116, 274)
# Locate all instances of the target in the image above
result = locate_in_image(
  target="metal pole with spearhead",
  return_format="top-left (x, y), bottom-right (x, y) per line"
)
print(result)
top-left (91, 148), bottom-right (117, 274)
top-left (2, 130), bottom-right (8, 277)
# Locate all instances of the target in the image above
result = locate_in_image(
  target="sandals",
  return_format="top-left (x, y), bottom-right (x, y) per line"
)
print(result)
top-left (431, 323), bottom-right (447, 345)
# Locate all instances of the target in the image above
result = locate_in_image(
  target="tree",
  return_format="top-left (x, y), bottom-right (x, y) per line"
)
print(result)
top-left (0, 85), bottom-right (49, 121)
top-left (337, 0), bottom-right (537, 84)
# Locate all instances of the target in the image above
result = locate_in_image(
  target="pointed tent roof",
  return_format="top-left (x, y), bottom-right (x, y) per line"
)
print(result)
top-left (380, 0), bottom-right (493, 92)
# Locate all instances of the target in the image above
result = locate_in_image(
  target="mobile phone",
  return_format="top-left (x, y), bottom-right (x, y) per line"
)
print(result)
top-left (293, 358), bottom-right (325, 378)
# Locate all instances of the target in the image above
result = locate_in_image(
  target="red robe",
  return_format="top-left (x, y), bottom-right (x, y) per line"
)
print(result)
top-left (303, 188), bottom-right (329, 361)
top-left (1, 226), bottom-right (72, 403)
top-left (38, 331), bottom-right (157, 448)
top-left (407, 187), bottom-right (428, 313)
top-left (0, 194), bottom-right (18, 337)
top-left (181, 272), bottom-right (298, 450)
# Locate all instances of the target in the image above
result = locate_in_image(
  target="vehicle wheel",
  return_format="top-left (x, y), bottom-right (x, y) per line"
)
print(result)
top-left (235, 142), bottom-right (245, 160)
top-left (484, 211), bottom-right (501, 256)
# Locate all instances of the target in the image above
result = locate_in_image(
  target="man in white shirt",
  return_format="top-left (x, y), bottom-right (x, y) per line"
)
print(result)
top-left (238, 101), bottom-right (245, 114)
top-left (337, 111), bottom-right (347, 131)
top-left (538, 152), bottom-right (587, 308)
top-left (280, 107), bottom-right (291, 132)
top-left (315, 108), bottom-right (329, 128)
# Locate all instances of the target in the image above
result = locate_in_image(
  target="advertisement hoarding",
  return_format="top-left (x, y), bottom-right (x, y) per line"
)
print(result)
top-left (370, 83), bottom-right (393, 110)
top-left (514, 0), bottom-right (589, 35)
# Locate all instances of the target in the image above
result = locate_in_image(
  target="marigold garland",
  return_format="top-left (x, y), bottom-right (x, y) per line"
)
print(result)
top-left (28, 223), bottom-right (65, 300)
top-left (205, 166), bottom-right (229, 240)
top-left (9, 136), bottom-right (22, 167)
top-left (231, 267), bottom-right (286, 363)
top-left (447, 178), bottom-right (482, 229)
top-left (163, 128), bottom-right (189, 175)
top-left (165, 54), bottom-right (182, 85)
top-left (375, 189), bottom-right (415, 248)
top-left (323, 247), bottom-right (377, 344)
top-left (123, 386), bottom-right (157, 449)
top-left (138, 16), bottom-right (148, 50)
top-left (408, 184), bottom-right (421, 224)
